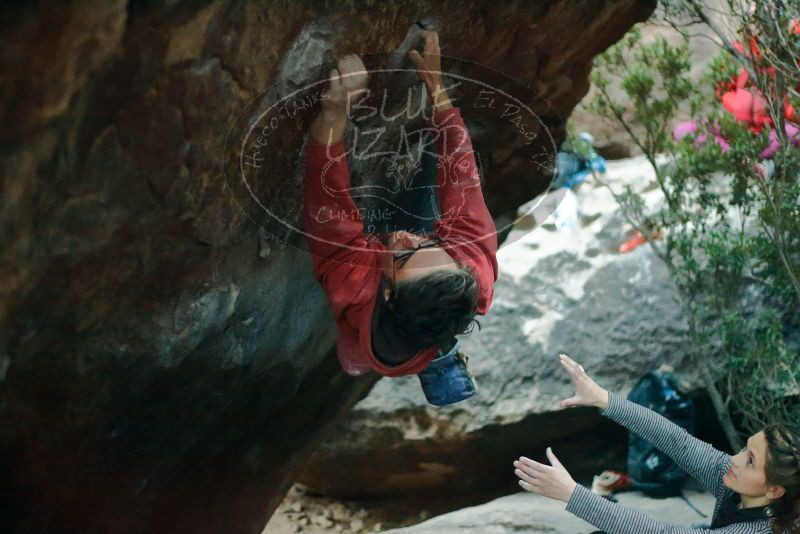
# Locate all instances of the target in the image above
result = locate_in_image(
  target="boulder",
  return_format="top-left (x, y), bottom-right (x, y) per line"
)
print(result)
top-left (0, 2), bottom-right (655, 532)
top-left (300, 157), bottom-right (709, 498)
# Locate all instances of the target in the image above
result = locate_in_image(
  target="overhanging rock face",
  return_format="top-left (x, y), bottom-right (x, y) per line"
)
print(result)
top-left (1, 1), bottom-right (655, 532)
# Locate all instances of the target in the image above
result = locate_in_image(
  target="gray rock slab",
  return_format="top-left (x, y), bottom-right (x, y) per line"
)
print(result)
top-left (383, 490), bottom-right (716, 534)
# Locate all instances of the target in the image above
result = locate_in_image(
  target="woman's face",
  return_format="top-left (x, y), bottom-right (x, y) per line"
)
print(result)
top-left (723, 431), bottom-right (784, 502)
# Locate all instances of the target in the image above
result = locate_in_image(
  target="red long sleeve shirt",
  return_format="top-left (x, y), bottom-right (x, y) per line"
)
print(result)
top-left (303, 107), bottom-right (498, 377)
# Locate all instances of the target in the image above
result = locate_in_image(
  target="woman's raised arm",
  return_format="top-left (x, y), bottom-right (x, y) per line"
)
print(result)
top-left (559, 354), bottom-right (731, 497)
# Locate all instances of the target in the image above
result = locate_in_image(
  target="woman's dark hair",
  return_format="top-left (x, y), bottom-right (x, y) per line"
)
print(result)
top-left (389, 265), bottom-right (479, 350)
top-left (765, 424), bottom-right (800, 534)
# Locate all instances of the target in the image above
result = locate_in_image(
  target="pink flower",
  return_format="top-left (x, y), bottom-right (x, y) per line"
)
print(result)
top-left (759, 123), bottom-right (800, 159)
top-left (675, 120), bottom-right (730, 152)
top-left (673, 120), bottom-right (698, 140)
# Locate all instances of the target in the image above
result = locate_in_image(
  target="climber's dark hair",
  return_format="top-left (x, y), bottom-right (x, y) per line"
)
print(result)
top-left (765, 423), bottom-right (800, 534)
top-left (389, 265), bottom-right (479, 350)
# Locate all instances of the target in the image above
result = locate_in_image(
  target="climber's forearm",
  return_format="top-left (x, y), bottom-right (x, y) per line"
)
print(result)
top-left (429, 83), bottom-right (453, 112)
top-left (310, 107), bottom-right (347, 145)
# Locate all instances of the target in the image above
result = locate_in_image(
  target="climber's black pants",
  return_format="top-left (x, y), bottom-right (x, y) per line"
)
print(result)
top-left (362, 135), bottom-right (440, 236)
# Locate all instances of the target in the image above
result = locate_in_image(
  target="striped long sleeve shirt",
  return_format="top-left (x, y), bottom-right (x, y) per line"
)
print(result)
top-left (565, 392), bottom-right (775, 533)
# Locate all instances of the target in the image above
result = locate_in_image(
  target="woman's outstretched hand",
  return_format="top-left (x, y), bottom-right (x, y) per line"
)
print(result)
top-left (512, 356), bottom-right (608, 503)
top-left (514, 448), bottom-right (577, 502)
top-left (559, 354), bottom-right (609, 410)
top-left (321, 54), bottom-right (368, 112)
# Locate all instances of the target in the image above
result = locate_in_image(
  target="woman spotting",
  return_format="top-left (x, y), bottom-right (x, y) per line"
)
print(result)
top-left (514, 354), bottom-right (800, 533)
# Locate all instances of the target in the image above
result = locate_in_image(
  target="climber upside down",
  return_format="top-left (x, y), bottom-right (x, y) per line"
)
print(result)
top-left (303, 31), bottom-right (498, 406)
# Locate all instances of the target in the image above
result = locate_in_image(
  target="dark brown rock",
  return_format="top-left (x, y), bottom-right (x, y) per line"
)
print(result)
top-left (596, 141), bottom-right (633, 160)
top-left (0, 1), bottom-right (655, 532)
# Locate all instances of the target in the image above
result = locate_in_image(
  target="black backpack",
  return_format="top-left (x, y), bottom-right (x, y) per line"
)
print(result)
top-left (627, 369), bottom-right (696, 497)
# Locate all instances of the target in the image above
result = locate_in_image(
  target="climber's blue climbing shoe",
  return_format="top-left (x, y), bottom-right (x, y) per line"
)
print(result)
top-left (417, 339), bottom-right (477, 406)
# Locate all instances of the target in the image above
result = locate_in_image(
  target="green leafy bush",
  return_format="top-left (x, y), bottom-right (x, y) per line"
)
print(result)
top-left (588, 2), bottom-right (799, 448)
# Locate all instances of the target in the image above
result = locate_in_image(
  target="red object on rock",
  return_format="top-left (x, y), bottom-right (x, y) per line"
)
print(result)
top-left (619, 230), bottom-right (662, 254)
top-left (619, 231), bottom-right (647, 254)
top-left (592, 470), bottom-right (634, 496)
